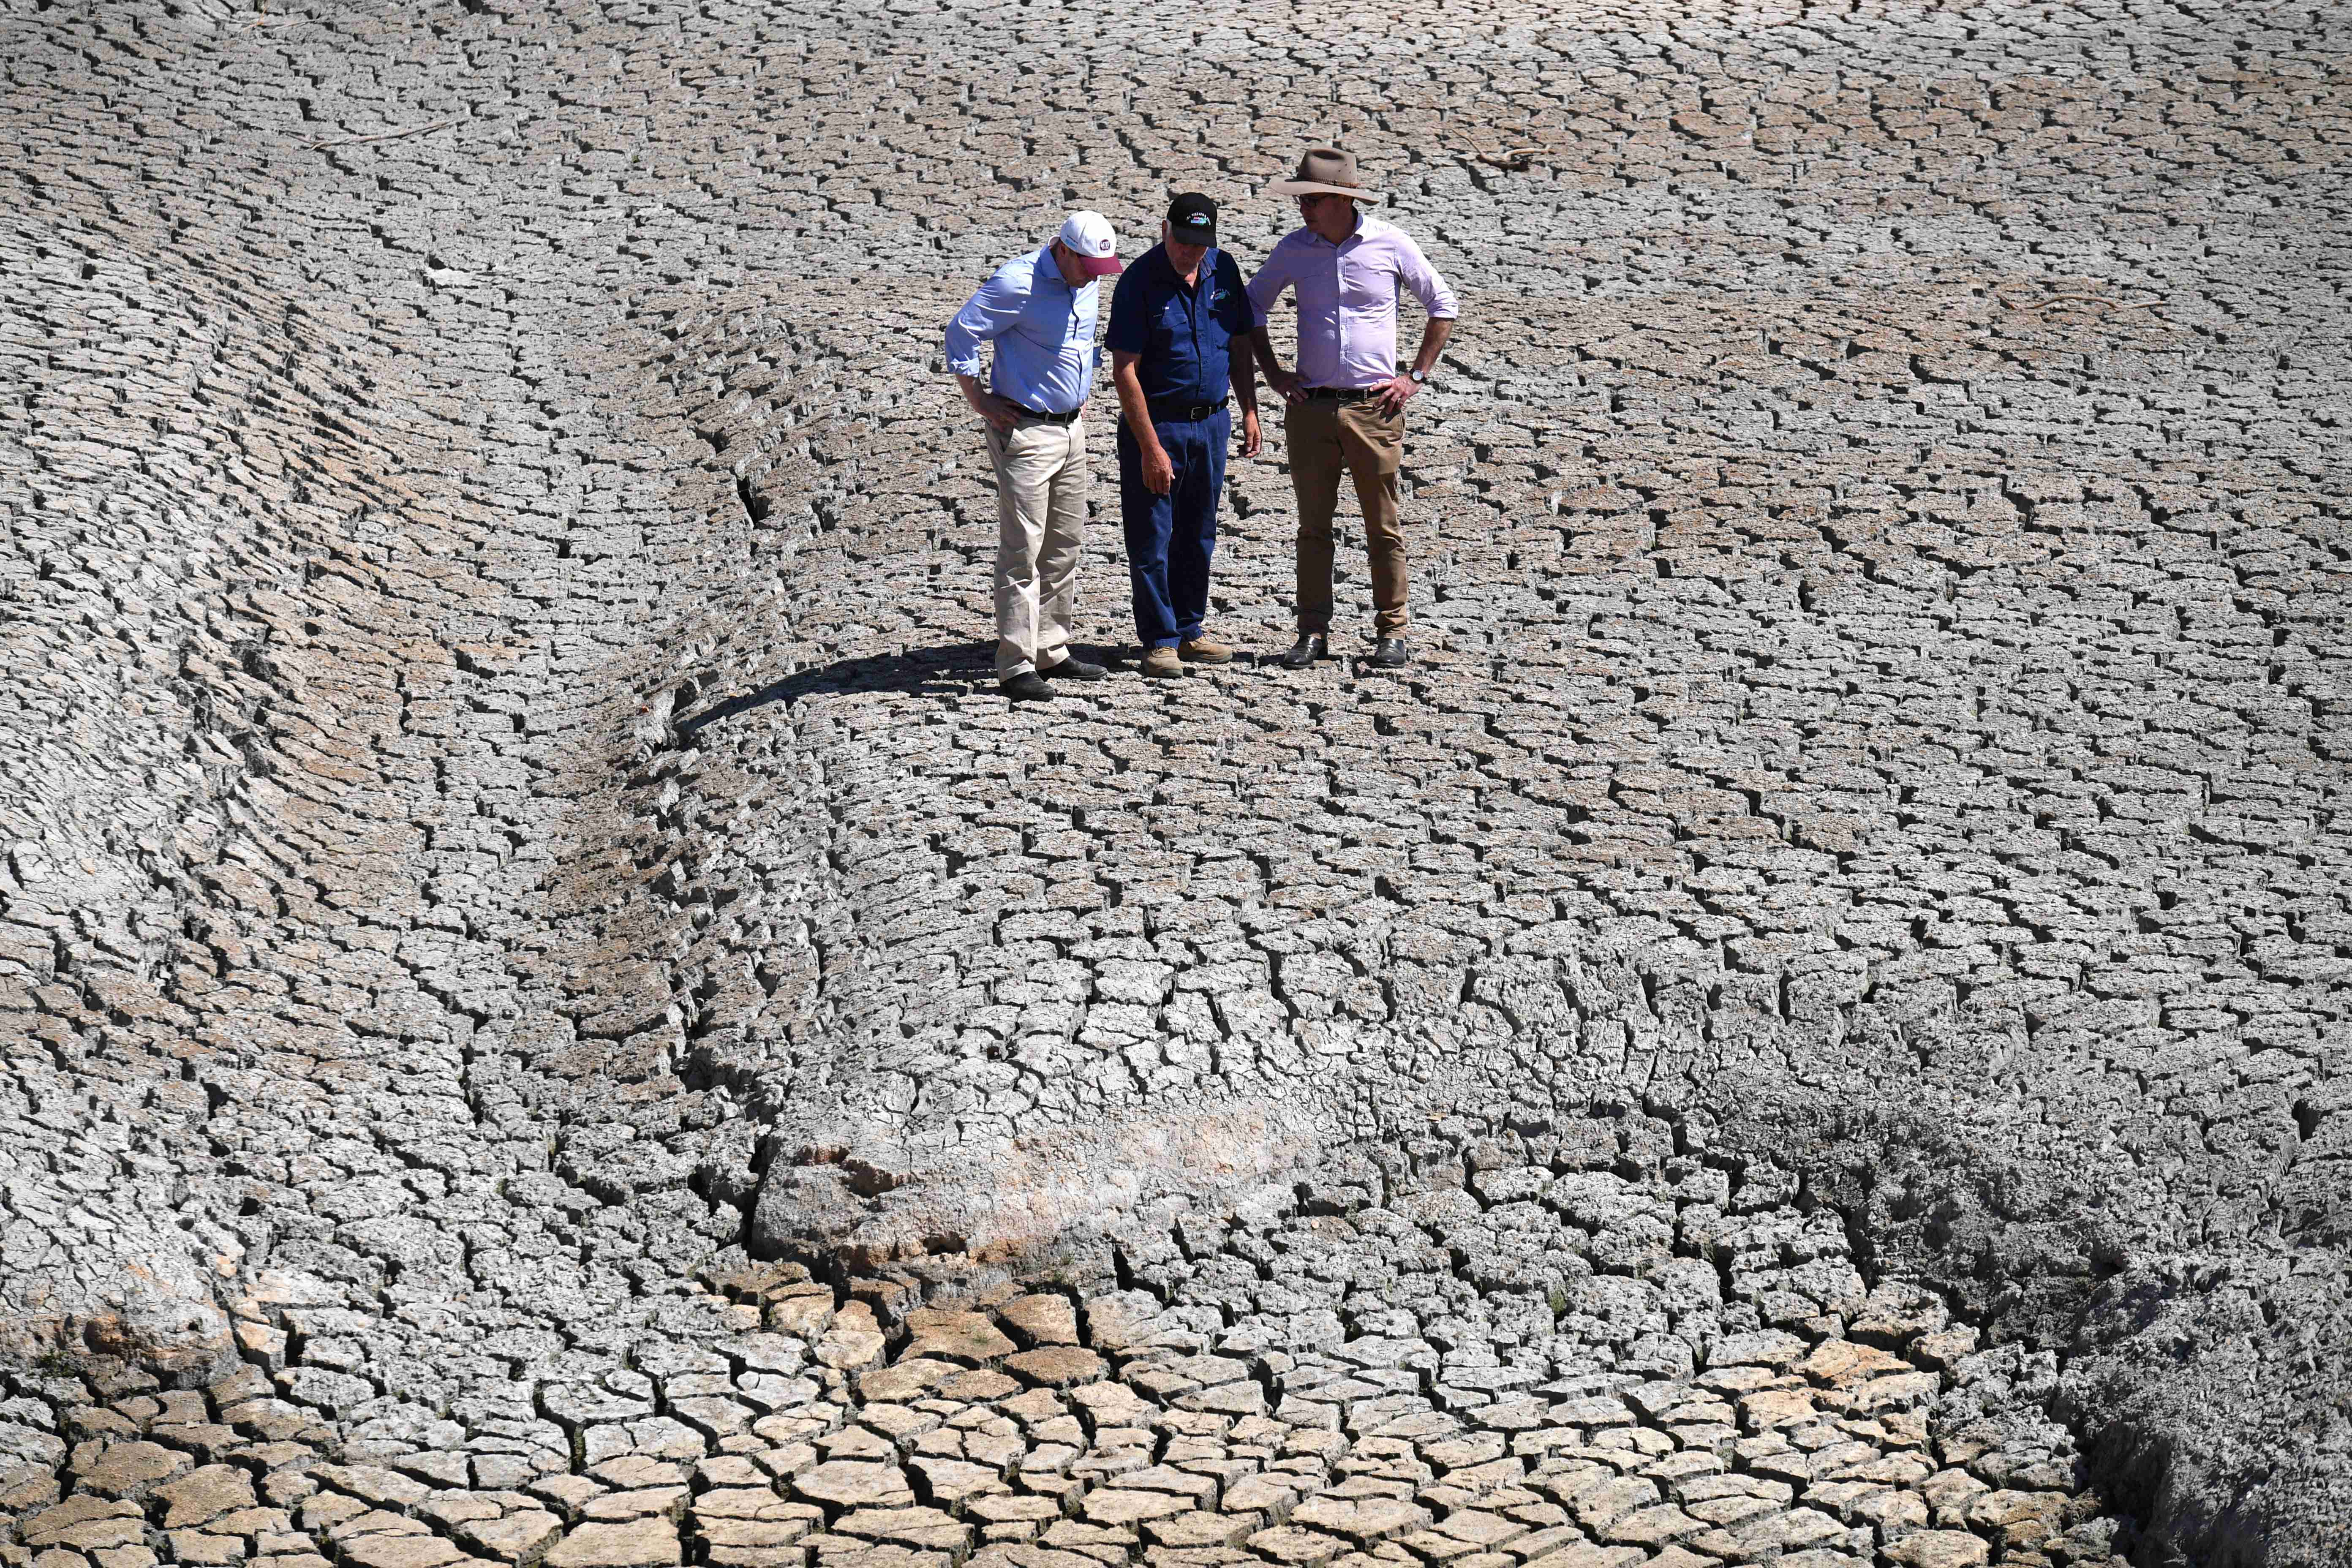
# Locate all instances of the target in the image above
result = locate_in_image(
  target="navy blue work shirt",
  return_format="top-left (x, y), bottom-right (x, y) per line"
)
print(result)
top-left (1105, 243), bottom-right (1254, 406)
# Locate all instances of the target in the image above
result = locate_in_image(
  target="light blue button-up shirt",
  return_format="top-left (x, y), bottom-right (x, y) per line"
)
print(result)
top-left (944, 248), bottom-right (1100, 415)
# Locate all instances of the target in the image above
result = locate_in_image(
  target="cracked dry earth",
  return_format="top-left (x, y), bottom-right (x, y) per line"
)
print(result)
top-left (3, 0), bottom-right (2350, 1567)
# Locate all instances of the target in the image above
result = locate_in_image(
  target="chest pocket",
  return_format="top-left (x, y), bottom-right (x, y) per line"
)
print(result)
top-left (1162, 293), bottom-right (1198, 345)
top-left (1338, 254), bottom-right (1391, 313)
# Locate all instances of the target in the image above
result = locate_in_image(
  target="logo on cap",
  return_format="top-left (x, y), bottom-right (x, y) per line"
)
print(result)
top-left (1166, 193), bottom-right (1219, 243)
top-left (1057, 211), bottom-right (1125, 275)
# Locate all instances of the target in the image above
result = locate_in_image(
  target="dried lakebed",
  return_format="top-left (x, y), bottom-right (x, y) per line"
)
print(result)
top-left (2, 0), bottom-right (2347, 1567)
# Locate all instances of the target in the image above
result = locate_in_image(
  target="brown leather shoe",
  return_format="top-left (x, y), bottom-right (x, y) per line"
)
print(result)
top-left (1179, 635), bottom-right (1233, 664)
top-left (1140, 646), bottom-right (1185, 678)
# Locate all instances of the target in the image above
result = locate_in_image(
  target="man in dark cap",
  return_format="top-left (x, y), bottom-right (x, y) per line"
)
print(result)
top-left (1106, 193), bottom-right (1262, 679)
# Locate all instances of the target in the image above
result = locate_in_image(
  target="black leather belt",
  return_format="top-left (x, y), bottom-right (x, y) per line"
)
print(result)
top-left (1148, 400), bottom-right (1224, 423)
top-left (1009, 403), bottom-right (1079, 425)
top-left (1303, 387), bottom-right (1378, 402)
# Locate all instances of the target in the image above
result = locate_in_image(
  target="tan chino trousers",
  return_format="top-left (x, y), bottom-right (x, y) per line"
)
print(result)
top-left (985, 415), bottom-right (1088, 678)
top-left (1285, 398), bottom-right (1407, 637)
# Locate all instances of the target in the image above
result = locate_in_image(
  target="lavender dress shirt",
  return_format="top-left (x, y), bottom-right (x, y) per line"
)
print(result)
top-left (1245, 215), bottom-right (1459, 391)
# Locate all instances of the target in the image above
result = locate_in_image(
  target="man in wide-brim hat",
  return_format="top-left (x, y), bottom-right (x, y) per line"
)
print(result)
top-left (1247, 147), bottom-right (1459, 670)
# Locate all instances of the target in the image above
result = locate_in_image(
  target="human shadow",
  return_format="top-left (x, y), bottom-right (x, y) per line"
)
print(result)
top-left (671, 641), bottom-right (1125, 742)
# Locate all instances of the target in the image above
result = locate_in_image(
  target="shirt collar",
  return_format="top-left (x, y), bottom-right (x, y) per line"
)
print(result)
top-left (1150, 242), bottom-right (1215, 284)
top-left (1302, 213), bottom-right (1367, 249)
top-left (1035, 247), bottom-right (1078, 295)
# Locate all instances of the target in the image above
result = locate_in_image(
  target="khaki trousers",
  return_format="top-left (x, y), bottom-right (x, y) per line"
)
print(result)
top-left (985, 415), bottom-right (1088, 678)
top-left (1286, 398), bottom-right (1407, 636)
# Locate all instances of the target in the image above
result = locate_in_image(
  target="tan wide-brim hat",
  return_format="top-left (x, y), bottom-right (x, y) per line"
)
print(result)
top-left (1267, 146), bottom-right (1377, 200)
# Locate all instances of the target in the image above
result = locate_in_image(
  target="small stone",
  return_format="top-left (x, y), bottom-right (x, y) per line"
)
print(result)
top-left (967, 1497), bottom-right (1062, 1525)
top-left (1854, 1489), bottom-right (1930, 1533)
top-left (24, 1497), bottom-right (149, 1551)
top-left (1520, 1546), bottom-right (1644, 1568)
top-left (1285, 1498), bottom-right (1430, 1544)
top-left (423, 1497), bottom-right (506, 1528)
top-left (901, 1311), bottom-right (1016, 1365)
top-left (337, 1538), bottom-right (472, 1568)
top-left (1564, 1475), bottom-right (1658, 1532)
top-left (1846, 1285), bottom-right (1947, 1349)
top-left (1601, 1505), bottom-right (1700, 1546)
top-left (941, 1369), bottom-right (1022, 1401)
top-left (531, 1475), bottom-right (608, 1518)
top-left (1003, 1348), bottom-right (1106, 1388)
top-left (581, 1490), bottom-right (688, 1524)
top-left (73, 1442), bottom-right (190, 1499)
top-left (693, 1489), bottom-right (802, 1523)
top-left (698, 1520), bottom-right (814, 1556)
top-left (1244, 1527), bottom-right (1347, 1566)
top-left (793, 1462), bottom-right (914, 1510)
top-left (1882, 1531), bottom-right (1989, 1568)
top-left (1080, 1491), bottom-right (1193, 1527)
top-left (1841, 1372), bottom-right (1941, 1413)
top-left (833, 1508), bottom-right (969, 1552)
top-left (158, 1467), bottom-right (260, 1530)
top-left (909, 1458), bottom-right (1003, 1505)
top-left (1740, 1390), bottom-right (1818, 1432)
top-left (997, 1297), bottom-right (1080, 1347)
top-left (1729, 1507), bottom-right (1846, 1555)
top-left (167, 1530), bottom-right (248, 1565)
top-left (316, 1469), bottom-right (435, 1512)
top-left (859, 1360), bottom-right (956, 1404)
top-left (817, 1305), bottom-right (888, 1372)
top-left (1909, 1329), bottom-right (1979, 1371)
top-left (1143, 1514), bottom-right (1254, 1549)
top-left (457, 1511), bottom-right (565, 1563)
top-left (699, 1519), bottom-right (815, 1554)
top-left (590, 1461), bottom-right (689, 1492)
top-left (1799, 1342), bottom-right (1909, 1391)
top-left (544, 1520), bottom-right (683, 1568)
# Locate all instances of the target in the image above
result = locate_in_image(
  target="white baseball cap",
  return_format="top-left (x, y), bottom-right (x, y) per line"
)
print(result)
top-left (1056, 211), bottom-right (1124, 275)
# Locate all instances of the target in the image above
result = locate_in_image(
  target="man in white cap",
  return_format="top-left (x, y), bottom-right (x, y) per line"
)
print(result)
top-left (945, 212), bottom-right (1124, 702)
top-left (1247, 149), bottom-right (1458, 671)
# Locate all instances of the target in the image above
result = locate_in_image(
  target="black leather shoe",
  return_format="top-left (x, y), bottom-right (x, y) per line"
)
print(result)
top-left (999, 672), bottom-right (1057, 702)
top-left (1368, 637), bottom-right (1410, 669)
top-left (1039, 657), bottom-right (1107, 681)
top-left (1274, 634), bottom-right (1327, 670)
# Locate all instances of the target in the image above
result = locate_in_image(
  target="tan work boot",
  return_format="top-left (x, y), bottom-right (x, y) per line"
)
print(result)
top-left (1179, 634), bottom-right (1233, 664)
top-left (1140, 645), bottom-right (1185, 679)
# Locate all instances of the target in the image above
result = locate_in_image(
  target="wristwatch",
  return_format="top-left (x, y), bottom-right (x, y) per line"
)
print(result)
top-left (1408, 370), bottom-right (1429, 384)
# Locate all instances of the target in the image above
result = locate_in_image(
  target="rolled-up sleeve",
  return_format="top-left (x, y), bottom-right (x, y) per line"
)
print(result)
top-left (1394, 232), bottom-right (1459, 320)
top-left (1245, 251), bottom-right (1291, 328)
top-left (945, 271), bottom-right (1022, 376)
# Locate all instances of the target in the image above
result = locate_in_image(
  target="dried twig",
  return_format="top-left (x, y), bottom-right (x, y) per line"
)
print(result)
top-left (310, 116), bottom-right (461, 151)
top-left (1993, 284), bottom-right (2161, 312)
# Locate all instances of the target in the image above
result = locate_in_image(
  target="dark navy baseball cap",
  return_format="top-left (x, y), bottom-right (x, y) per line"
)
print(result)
top-left (1167, 192), bottom-right (1217, 243)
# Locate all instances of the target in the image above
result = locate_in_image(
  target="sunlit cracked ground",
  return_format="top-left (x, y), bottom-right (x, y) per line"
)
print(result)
top-left (3, 1), bottom-right (2349, 1567)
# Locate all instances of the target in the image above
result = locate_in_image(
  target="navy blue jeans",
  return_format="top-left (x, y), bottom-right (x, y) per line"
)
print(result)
top-left (1116, 407), bottom-right (1227, 648)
